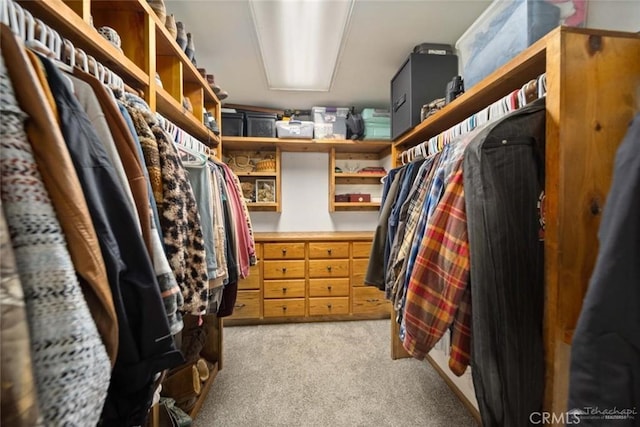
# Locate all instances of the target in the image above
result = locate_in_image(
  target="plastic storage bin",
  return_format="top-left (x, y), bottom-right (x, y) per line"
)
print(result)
top-left (456, 0), bottom-right (561, 89)
top-left (312, 107), bottom-right (350, 139)
top-left (276, 120), bottom-right (314, 139)
top-left (245, 112), bottom-right (277, 137)
top-left (362, 108), bottom-right (391, 140)
top-left (364, 123), bottom-right (391, 140)
top-left (222, 112), bottom-right (244, 136)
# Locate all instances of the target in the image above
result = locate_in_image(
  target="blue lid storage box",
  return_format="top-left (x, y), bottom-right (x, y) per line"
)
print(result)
top-left (456, 0), bottom-right (562, 89)
top-left (312, 106), bottom-right (350, 139)
top-left (276, 120), bottom-right (314, 139)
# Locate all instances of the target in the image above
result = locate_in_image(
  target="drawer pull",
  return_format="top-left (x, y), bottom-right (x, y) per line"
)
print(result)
top-left (366, 299), bottom-right (379, 303)
top-left (327, 286), bottom-right (332, 291)
top-left (282, 248), bottom-right (287, 256)
top-left (235, 303), bottom-right (246, 308)
top-left (327, 304), bottom-right (332, 309)
top-left (326, 266), bottom-right (332, 272)
top-left (327, 248), bottom-right (332, 255)
top-left (282, 267), bottom-right (287, 274)
top-left (282, 287), bottom-right (287, 293)
top-left (282, 306), bottom-right (287, 311)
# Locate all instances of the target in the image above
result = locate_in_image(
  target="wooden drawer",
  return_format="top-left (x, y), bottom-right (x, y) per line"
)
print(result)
top-left (308, 242), bottom-right (349, 259)
top-left (263, 243), bottom-right (305, 260)
top-left (308, 259), bottom-right (349, 278)
top-left (263, 260), bottom-right (306, 279)
top-left (352, 287), bottom-right (390, 316)
top-left (309, 297), bottom-right (349, 316)
top-left (238, 263), bottom-right (260, 290)
top-left (264, 298), bottom-right (306, 318)
top-left (308, 278), bottom-right (350, 297)
top-left (264, 279), bottom-right (306, 299)
top-left (352, 241), bottom-right (372, 258)
top-left (351, 258), bottom-right (369, 286)
top-left (227, 290), bottom-right (261, 320)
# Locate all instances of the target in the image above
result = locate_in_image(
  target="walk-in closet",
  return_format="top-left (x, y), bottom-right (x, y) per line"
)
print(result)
top-left (1, 1), bottom-right (638, 426)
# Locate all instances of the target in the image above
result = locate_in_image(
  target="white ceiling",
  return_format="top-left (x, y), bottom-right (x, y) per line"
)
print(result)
top-left (165, 0), bottom-right (493, 111)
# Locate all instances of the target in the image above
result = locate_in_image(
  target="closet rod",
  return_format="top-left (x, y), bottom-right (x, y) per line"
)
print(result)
top-left (158, 114), bottom-right (211, 158)
top-left (400, 73), bottom-right (547, 165)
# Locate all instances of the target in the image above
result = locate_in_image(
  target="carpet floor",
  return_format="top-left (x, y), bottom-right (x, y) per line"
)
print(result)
top-left (194, 320), bottom-right (478, 427)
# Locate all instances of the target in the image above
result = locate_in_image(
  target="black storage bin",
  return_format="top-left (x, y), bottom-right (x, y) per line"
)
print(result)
top-left (245, 112), bottom-right (277, 137)
top-left (391, 52), bottom-right (458, 140)
top-left (222, 112), bottom-right (244, 136)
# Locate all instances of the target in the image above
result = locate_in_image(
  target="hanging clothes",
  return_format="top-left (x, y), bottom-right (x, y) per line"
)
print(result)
top-left (569, 112), bottom-right (640, 424)
top-left (464, 99), bottom-right (546, 426)
top-left (71, 67), bottom-right (154, 255)
top-left (71, 68), bottom-right (184, 335)
top-left (0, 200), bottom-right (43, 427)
top-left (124, 94), bottom-right (210, 315)
top-left (386, 157), bottom-right (435, 307)
top-left (11, 42), bottom-right (119, 363)
top-left (37, 54), bottom-right (183, 426)
top-left (183, 153), bottom-right (219, 284)
top-left (0, 48), bottom-right (111, 426)
top-left (365, 166), bottom-right (405, 290)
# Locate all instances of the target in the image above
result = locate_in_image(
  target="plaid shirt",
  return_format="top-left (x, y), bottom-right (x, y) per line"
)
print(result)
top-left (402, 164), bottom-right (471, 376)
top-left (388, 159), bottom-right (437, 309)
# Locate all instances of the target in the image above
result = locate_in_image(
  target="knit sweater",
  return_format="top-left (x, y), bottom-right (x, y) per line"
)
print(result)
top-left (0, 53), bottom-right (111, 426)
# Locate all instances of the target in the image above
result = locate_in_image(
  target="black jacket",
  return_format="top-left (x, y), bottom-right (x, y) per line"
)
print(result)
top-left (569, 113), bottom-right (640, 426)
top-left (39, 56), bottom-right (183, 426)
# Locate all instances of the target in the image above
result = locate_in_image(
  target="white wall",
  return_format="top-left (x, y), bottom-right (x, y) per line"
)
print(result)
top-left (250, 152), bottom-right (382, 232)
top-left (587, 0), bottom-right (640, 32)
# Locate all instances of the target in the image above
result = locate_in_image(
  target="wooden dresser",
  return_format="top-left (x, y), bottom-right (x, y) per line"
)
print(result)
top-left (225, 232), bottom-right (391, 324)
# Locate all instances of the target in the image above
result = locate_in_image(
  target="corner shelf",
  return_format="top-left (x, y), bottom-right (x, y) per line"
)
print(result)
top-left (224, 147), bottom-right (282, 212)
top-left (329, 148), bottom-right (386, 212)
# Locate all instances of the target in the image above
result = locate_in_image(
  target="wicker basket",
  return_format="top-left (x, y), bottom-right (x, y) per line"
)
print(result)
top-left (255, 156), bottom-right (276, 172)
top-left (227, 154), bottom-right (255, 173)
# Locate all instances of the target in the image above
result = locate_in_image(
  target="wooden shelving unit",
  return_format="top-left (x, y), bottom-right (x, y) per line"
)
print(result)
top-left (20, 0), bottom-right (221, 150)
top-left (329, 149), bottom-right (388, 212)
top-left (223, 137), bottom-right (391, 213)
top-left (390, 26), bottom-right (640, 417)
top-left (224, 147), bottom-right (282, 212)
top-left (16, 2), bottom-right (227, 425)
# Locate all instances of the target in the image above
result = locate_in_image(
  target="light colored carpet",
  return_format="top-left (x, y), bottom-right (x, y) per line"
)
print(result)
top-left (194, 320), bottom-right (478, 427)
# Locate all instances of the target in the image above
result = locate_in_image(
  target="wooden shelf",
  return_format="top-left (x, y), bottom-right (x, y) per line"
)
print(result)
top-left (246, 202), bottom-right (279, 212)
top-left (334, 172), bottom-right (386, 185)
top-left (156, 87), bottom-right (220, 147)
top-left (393, 29), bottom-right (549, 150)
top-left (235, 171), bottom-right (278, 177)
top-left (18, 0), bottom-right (149, 88)
top-left (223, 137), bottom-right (391, 155)
top-left (151, 7), bottom-right (220, 107)
top-left (333, 202), bottom-right (381, 211)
